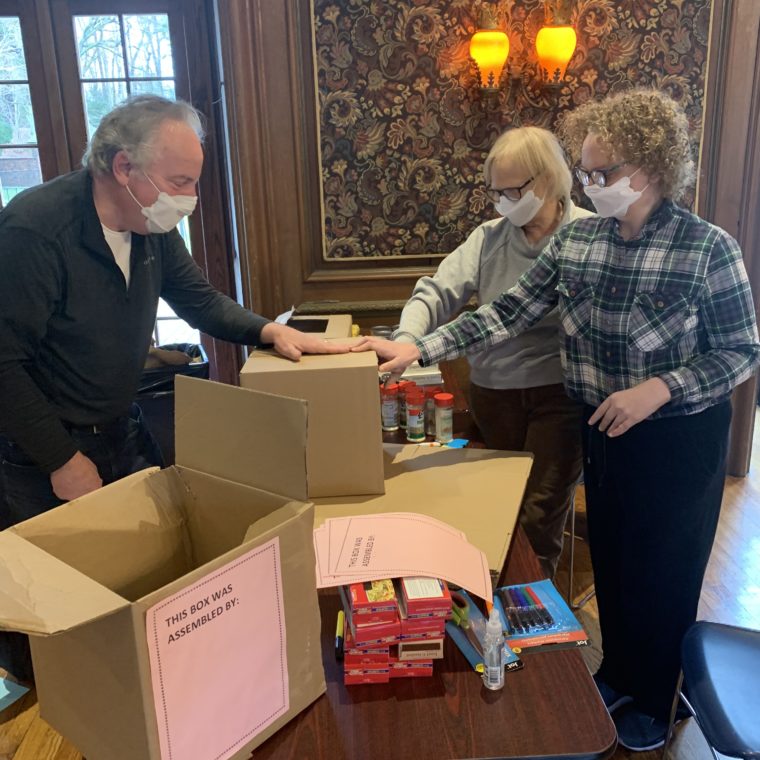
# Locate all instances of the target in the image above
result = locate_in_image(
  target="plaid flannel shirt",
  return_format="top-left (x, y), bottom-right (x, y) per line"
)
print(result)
top-left (417, 201), bottom-right (760, 417)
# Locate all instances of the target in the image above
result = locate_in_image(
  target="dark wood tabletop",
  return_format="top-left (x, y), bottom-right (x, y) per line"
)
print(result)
top-left (252, 527), bottom-right (617, 760)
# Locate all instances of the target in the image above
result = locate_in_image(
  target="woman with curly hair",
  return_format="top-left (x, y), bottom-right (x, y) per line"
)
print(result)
top-left (355, 89), bottom-right (760, 751)
top-left (393, 126), bottom-right (592, 578)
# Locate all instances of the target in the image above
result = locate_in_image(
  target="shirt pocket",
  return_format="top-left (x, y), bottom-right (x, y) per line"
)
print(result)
top-left (627, 291), bottom-right (691, 352)
top-left (556, 279), bottom-right (594, 339)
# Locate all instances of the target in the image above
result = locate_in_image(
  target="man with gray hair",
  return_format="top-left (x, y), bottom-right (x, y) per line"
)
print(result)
top-left (0, 95), bottom-right (345, 682)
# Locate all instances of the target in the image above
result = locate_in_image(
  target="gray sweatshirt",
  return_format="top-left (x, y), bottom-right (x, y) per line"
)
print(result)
top-left (394, 202), bottom-right (593, 389)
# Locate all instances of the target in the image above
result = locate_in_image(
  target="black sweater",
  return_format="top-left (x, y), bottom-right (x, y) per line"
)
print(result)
top-left (0, 170), bottom-right (269, 471)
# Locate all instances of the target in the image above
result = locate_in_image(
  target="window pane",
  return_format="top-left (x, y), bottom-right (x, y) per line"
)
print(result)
top-left (177, 216), bottom-right (192, 253)
top-left (157, 298), bottom-right (176, 318)
top-left (156, 318), bottom-right (200, 347)
top-left (0, 17), bottom-right (28, 79)
top-left (124, 15), bottom-right (173, 78)
top-left (0, 147), bottom-right (41, 206)
top-left (130, 79), bottom-right (176, 100)
top-left (82, 81), bottom-right (128, 139)
top-left (74, 15), bottom-right (125, 80)
top-left (0, 84), bottom-right (36, 143)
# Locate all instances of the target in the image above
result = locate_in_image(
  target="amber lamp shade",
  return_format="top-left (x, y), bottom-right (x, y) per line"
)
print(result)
top-left (470, 28), bottom-right (509, 90)
top-left (535, 24), bottom-right (577, 85)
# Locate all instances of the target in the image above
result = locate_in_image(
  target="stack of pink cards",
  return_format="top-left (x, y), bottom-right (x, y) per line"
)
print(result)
top-left (313, 512), bottom-right (492, 602)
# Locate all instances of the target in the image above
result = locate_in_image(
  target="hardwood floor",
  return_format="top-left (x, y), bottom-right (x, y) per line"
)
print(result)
top-left (2, 420), bottom-right (760, 759)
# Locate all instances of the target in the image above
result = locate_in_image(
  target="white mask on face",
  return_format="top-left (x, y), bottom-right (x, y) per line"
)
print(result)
top-left (494, 190), bottom-right (544, 227)
top-left (583, 168), bottom-right (648, 219)
top-left (126, 173), bottom-right (197, 233)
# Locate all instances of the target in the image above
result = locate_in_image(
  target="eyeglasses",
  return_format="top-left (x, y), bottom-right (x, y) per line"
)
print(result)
top-left (485, 176), bottom-right (534, 203)
top-left (574, 162), bottom-right (628, 188)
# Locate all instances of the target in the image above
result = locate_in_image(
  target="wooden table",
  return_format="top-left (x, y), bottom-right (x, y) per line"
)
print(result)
top-left (253, 527), bottom-right (617, 760)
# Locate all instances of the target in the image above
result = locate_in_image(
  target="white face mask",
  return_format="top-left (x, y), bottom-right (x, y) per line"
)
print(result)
top-left (583, 168), bottom-right (648, 219)
top-left (127, 173), bottom-right (197, 233)
top-left (494, 189), bottom-right (544, 227)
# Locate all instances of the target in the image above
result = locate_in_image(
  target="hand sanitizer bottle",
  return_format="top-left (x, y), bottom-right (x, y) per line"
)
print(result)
top-left (482, 607), bottom-right (505, 691)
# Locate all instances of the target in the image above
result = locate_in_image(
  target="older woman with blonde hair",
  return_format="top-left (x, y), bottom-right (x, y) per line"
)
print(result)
top-left (359, 90), bottom-right (760, 751)
top-left (394, 126), bottom-right (592, 577)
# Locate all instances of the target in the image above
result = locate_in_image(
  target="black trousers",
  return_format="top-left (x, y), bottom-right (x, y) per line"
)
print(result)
top-left (584, 401), bottom-right (731, 720)
top-left (0, 403), bottom-right (163, 681)
top-left (470, 382), bottom-right (583, 578)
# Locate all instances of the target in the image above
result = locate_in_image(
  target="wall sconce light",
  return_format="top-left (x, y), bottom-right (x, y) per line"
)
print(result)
top-left (535, 0), bottom-right (577, 86)
top-left (469, 7), bottom-right (509, 91)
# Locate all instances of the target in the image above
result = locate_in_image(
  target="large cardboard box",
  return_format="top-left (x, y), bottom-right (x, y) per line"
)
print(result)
top-left (0, 376), bottom-right (325, 760)
top-left (240, 349), bottom-right (385, 498)
top-left (314, 444), bottom-right (533, 574)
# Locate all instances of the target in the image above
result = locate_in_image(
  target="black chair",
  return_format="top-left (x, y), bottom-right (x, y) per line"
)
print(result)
top-left (664, 621), bottom-right (760, 759)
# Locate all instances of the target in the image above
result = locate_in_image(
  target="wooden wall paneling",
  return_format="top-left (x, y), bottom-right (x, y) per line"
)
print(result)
top-left (728, 1), bottom-right (760, 476)
top-left (170, 0), bottom-right (241, 384)
top-left (212, 0), bottom-right (255, 316)
top-left (48, 0), bottom-right (89, 169)
top-left (18, 1), bottom-right (71, 177)
top-left (0, 0), bottom-right (69, 177)
top-left (698, 0), bottom-right (760, 476)
top-left (215, 0), bottom-right (305, 319)
top-left (216, 0), bottom-right (433, 319)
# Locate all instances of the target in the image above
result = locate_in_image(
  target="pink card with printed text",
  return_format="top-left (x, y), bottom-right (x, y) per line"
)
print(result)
top-left (146, 538), bottom-right (289, 760)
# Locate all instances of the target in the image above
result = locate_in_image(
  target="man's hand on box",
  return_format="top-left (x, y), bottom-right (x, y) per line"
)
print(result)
top-left (260, 323), bottom-right (353, 361)
top-left (351, 337), bottom-right (421, 382)
top-left (50, 451), bottom-right (103, 501)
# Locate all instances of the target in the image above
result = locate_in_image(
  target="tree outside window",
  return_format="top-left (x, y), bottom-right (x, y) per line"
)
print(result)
top-left (0, 16), bottom-right (42, 208)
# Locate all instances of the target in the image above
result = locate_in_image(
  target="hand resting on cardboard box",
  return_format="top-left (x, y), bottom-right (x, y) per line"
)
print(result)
top-left (351, 336), bottom-right (421, 383)
top-left (260, 323), bottom-right (353, 361)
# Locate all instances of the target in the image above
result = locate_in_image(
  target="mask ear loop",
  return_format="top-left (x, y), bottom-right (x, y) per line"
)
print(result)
top-left (125, 170), bottom-right (162, 211)
top-left (125, 183), bottom-right (145, 211)
top-left (143, 173), bottom-right (162, 194)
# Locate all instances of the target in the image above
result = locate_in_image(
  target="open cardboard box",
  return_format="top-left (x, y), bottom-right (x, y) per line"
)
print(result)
top-left (240, 346), bottom-right (384, 498)
top-left (0, 376), bottom-right (325, 760)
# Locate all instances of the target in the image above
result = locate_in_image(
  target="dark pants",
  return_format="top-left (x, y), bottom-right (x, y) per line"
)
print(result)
top-left (0, 403), bottom-right (163, 681)
top-left (584, 401), bottom-right (730, 721)
top-left (469, 382), bottom-right (584, 577)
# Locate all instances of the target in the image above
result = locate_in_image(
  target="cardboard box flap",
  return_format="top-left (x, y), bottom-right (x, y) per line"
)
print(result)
top-left (242, 500), bottom-right (313, 546)
top-left (174, 375), bottom-right (308, 501)
top-left (0, 531), bottom-right (128, 635)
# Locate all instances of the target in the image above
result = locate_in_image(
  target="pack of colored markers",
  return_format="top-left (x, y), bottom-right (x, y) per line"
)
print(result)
top-left (444, 588), bottom-right (523, 674)
top-left (495, 579), bottom-right (589, 652)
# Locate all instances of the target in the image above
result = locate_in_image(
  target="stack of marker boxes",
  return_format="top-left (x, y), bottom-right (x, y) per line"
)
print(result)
top-left (341, 577), bottom-right (452, 685)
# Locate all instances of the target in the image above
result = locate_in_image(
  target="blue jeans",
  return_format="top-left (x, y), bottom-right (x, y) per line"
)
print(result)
top-left (0, 403), bottom-right (163, 681)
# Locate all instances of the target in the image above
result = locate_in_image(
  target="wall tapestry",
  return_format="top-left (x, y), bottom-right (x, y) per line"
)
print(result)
top-left (313, 0), bottom-right (711, 260)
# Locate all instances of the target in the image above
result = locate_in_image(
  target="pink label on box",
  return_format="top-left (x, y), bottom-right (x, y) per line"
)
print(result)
top-left (146, 538), bottom-right (289, 760)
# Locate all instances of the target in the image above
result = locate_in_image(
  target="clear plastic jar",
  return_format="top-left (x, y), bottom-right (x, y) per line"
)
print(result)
top-left (424, 385), bottom-right (442, 436)
top-left (405, 389), bottom-right (426, 442)
top-left (380, 382), bottom-right (400, 432)
top-left (398, 380), bottom-right (416, 429)
top-left (434, 392), bottom-right (454, 443)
